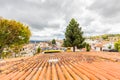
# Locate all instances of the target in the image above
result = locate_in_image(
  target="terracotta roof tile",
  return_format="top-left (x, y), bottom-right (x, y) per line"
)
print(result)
top-left (1, 52), bottom-right (120, 80)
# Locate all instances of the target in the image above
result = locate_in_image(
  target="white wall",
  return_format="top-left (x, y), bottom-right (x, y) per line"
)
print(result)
top-left (95, 47), bottom-right (101, 51)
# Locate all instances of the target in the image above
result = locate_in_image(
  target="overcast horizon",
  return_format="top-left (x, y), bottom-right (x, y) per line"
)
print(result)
top-left (0, 0), bottom-right (120, 40)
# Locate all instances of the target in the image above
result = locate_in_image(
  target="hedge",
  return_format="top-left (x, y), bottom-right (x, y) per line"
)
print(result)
top-left (44, 50), bottom-right (61, 53)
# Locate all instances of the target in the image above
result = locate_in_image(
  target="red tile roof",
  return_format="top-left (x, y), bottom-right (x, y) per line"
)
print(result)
top-left (0, 52), bottom-right (120, 80)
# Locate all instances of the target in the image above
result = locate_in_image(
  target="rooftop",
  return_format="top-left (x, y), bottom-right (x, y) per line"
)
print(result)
top-left (0, 52), bottom-right (120, 80)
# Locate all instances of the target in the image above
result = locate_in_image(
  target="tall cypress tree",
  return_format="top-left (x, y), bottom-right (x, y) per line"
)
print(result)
top-left (63, 18), bottom-right (85, 52)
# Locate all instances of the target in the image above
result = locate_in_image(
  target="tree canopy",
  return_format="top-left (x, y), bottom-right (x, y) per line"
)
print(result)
top-left (85, 43), bottom-right (91, 52)
top-left (37, 46), bottom-right (41, 53)
top-left (63, 18), bottom-right (85, 52)
top-left (0, 18), bottom-right (31, 54)
top-left (89, 34), bottom-right (120, 40)
top-left (114, 40), bottom-right (120, 52)
top-left (101, 34), bottom-right (108, 40)
top-left (52, 39), bottom-right (56, 45)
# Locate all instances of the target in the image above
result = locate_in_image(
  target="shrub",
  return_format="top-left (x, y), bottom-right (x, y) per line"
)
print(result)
top-left (44, 50), bottom-right (61, 53)
top-left (108, 45), bottom-right (112, 49)
top-left (114, 40), bottom-right (120, 52)
top-left (85, 43), bottom-right (91, 52)
top-left (66, 47), bottom-right (72, 52)
top-left (37, 46), bottom-right (41, 53)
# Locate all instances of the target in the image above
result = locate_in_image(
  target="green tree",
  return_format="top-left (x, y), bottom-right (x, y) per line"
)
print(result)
top-left (102, 34), bottom-right (108, 40)
top-left (108, 45), bottom-right (112, 49)
top-left (63, 18), bottom-right (85, 52)
top-left (37, 46), bottom-right (41, 53)
top-left (51, 39), bottom-right (56, 48)
top-left (52, 39), bottom-right (56, 45)
top-left (85, 43), bottom-right (91, 52)
top-left (0, 18), bottom-right (31, 57)
top-left (114, 40), bottom-right (120, 52)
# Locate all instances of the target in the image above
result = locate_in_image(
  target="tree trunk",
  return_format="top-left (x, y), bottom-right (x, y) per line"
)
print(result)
top-left (0, 47), bottom-right (4, 53)
top-left (73, 46), bottom-right (75, 52)
top-left (0, 47), bottom-right (4, 59)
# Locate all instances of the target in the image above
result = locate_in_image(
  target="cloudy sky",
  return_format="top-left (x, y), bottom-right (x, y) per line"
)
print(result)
top-left (0, 0), bottom-right (120, 40)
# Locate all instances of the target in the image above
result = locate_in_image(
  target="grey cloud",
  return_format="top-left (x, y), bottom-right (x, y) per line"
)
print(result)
top-left (85, 30), bottom-right (108, 36)
top-left (47, 24), bottom-right (60, 29)
top-left (80, 17), bottom-right (95, 27)
top-left (29, 24), bottom-right (46, 31)
top-left (89, 0), bottom-right (120, 18)
top-left (0, 0), bottom-right (83, 29)
top-left (86, 0), bottom-right (120, 35)
top-left (0, 0), bottom-right (120, 40)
